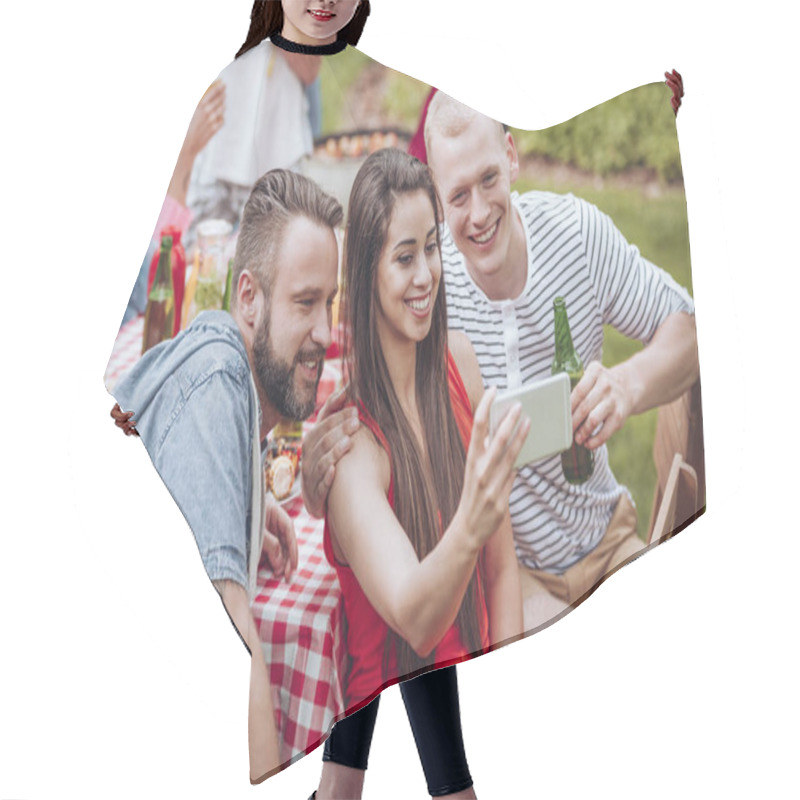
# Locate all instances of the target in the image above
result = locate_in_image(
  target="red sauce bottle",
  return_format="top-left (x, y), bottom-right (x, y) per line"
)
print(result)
top-left (147, 225), bottom-right (186, 336)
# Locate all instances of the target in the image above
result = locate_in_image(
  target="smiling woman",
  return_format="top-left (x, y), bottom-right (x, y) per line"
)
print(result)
top-left (281, 0), bottom-right (362, 46)
top-left (374, 190), bottom-right (442, 350)
top-left (309, 147), bottom-right (525, 800)
top-left (330, 146), bottom-right (525, 703)
top-left (237, 0), bottom-right (371, 57)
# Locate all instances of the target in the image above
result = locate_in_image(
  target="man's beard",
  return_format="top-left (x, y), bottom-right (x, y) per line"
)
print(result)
top-left (252, 323), bottom-right (325, 421)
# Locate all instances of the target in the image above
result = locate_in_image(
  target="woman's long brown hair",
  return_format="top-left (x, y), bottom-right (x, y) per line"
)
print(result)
top-left (342, 148), bottom-right (484, 678)
top-left (236, 1), bottom-right (371, 58)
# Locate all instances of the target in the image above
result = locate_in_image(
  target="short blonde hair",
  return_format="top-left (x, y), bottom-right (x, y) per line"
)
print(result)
top-left (423, 92), bottom-right (507, 165)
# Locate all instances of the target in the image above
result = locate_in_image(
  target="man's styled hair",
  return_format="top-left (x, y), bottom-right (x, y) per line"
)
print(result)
top-left (236, 0), bottom-right (371, 59)
top-left (423, 91), bottom-right (509, 164)
top-left (233, 169), bottom-right (343, 308)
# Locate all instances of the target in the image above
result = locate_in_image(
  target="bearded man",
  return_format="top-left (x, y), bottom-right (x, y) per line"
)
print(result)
top-left (111, 168), bottom-right (343, 780)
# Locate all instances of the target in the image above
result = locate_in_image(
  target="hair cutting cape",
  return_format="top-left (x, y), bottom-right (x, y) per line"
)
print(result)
top-left (105, 37), bottom-right (704, 779)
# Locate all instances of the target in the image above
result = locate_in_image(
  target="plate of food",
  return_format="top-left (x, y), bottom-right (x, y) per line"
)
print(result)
top-left (265, 435), bottom-right (302, 505)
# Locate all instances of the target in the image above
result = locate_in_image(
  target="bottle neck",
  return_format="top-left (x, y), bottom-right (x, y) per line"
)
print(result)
top-left (153, 240), bottom-right (174, 291)
top-left (162, 225), bottom-right (182, 247)
top-left (553, 303), bottom-right (576, 362)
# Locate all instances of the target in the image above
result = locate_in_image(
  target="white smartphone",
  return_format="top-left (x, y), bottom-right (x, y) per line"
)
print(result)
top-left (489, 373), bottom-right (573, 468)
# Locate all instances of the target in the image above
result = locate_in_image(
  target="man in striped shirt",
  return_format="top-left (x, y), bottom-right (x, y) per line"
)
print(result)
top-left (424, 93), bottom-right (699, 629)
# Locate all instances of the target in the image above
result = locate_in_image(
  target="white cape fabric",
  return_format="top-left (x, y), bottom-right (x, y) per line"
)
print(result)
top-left (105, 37), bottom-right (704, 777)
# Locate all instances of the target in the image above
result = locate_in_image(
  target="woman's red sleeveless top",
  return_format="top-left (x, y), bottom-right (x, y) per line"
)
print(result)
top-left (323, 351), bottom-right (490, 709)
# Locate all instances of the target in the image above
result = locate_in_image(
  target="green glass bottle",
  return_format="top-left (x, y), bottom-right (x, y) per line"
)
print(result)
top-left (142, 235), bottom-right (175, 354)
top-left (222, 258), bottom-right (234, 312)
top-left (551, 296), bottom-right (594, 484)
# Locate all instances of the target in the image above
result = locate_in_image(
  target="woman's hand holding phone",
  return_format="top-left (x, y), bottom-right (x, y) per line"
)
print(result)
top-left (455, 387), bottom-right (530, 551)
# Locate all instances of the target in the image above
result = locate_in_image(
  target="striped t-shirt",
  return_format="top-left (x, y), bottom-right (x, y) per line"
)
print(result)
top-left (442, 191), bottom-right (694, 573)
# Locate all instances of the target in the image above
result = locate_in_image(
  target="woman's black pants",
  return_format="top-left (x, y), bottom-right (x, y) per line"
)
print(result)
top-left (322, 665), bottom-right (472, 797)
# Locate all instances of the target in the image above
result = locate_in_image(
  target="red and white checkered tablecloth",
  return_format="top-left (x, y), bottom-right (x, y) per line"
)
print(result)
top-left (104, 316), bottom-right (145, 392)
top-left (251, 500), bottom-right (345, 764)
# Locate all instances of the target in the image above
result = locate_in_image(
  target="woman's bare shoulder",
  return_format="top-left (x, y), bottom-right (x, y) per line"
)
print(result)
top-left (332, 419), bottom-right (391, 494)
top-left (326, 416), bottom-right (394, 563)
